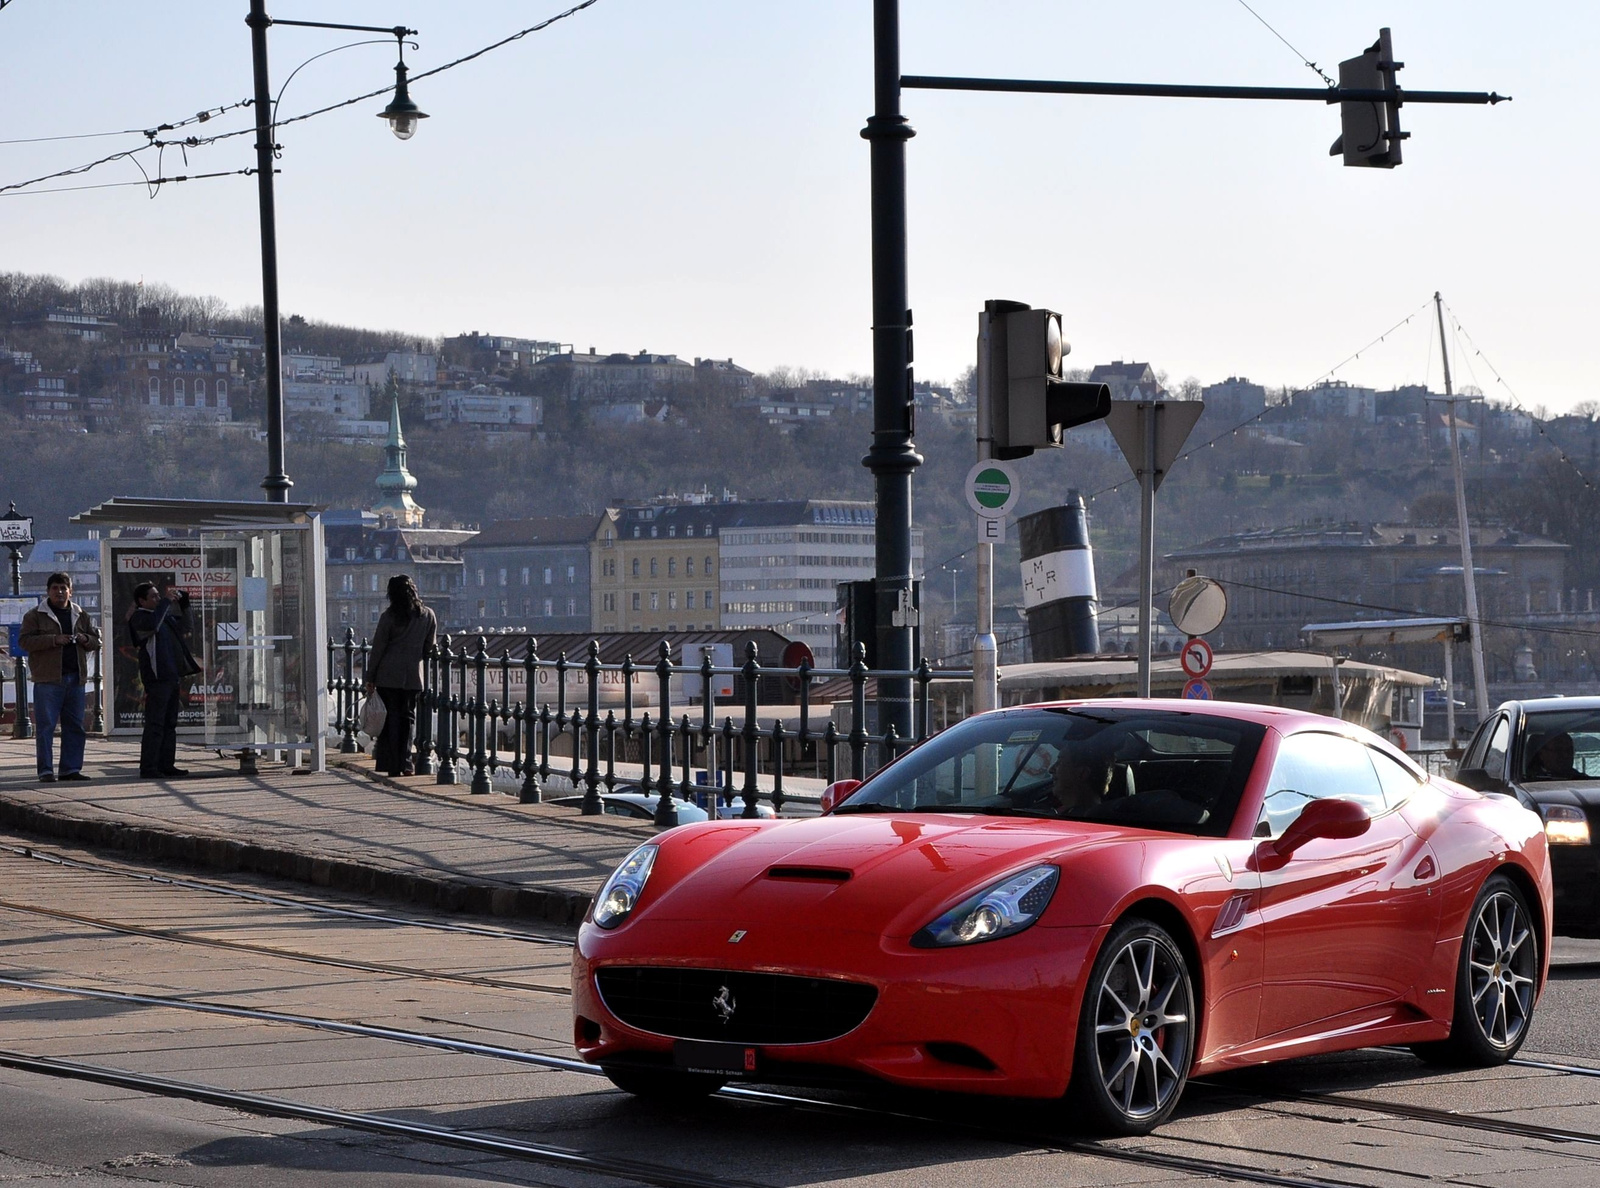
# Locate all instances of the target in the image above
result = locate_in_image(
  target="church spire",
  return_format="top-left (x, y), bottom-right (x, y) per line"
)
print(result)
top-left (372, 388), bottom-right (424, 527)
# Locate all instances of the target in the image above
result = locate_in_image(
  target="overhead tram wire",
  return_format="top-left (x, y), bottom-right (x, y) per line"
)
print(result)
top-left (0, 169), bottom-right (258, 199)
top-left (1079, 300), bottom-right (1436, 505)
top-left (1231, 0), bottom-right (1337, 87)
top-left (0, 0), bottom-right (605, 198)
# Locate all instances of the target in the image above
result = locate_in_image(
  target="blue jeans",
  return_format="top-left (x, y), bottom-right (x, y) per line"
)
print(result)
top-left (35, 674), bottom-right (86, 777)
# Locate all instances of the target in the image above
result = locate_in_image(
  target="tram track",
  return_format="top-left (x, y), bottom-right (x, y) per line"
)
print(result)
top-left (4, 973), bottom-right (1600, 1188)
top-left (0, 842), bottom-right (577, 947)
top-left (0, 897), bottom-right (572, 996)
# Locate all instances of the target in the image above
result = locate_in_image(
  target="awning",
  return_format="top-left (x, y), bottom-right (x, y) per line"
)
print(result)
top-left (71, 497), bottom-right (321, 531)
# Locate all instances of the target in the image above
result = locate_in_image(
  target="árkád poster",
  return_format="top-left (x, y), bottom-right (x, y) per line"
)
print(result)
top-left (108, 541), bottom-right (243, 734)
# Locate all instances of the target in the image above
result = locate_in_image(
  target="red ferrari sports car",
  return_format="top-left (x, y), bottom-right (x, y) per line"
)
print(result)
top-left (572, 701), bottom-right (1552, 1134)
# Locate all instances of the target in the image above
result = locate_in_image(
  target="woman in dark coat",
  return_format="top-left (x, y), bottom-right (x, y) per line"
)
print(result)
top-left (364, 575), bottom-right (437, 776)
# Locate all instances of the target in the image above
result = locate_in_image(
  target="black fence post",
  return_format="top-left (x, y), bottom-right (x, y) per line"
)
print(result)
top-left (770, 719), bottom-right (786, 816)
top-left (413, 643), bottom-right (435, 776)
top-left (678, 712), bottom-right (695, 807)
top-left (824, 721), bottom-right (840, 786)
top-left (740, 641), bottom-right (762, 818)
top-left (849, 642), bottom-right (869, 781)
top-left (520, 637), bottom-right (542, 803)
top-left (916, 656), bottom-right (934, 743)
top-left (581, 641), bottom-right (602, 815)
top-left (470, 635), bottom-right (492, 795)
top-left (720, 716), bottom-right (736, 813)
top-left (435, 634), bottom-right (458, 785)
top-left (603, 709), bottom-right (618, 793)
top-left (339, 627), bottom-right (359, 753)
top-left (653, 641), bottom-right (678, 827)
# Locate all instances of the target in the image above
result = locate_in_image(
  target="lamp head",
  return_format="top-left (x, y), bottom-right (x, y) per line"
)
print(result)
top-left (379, 57), bottom-right (427, 140)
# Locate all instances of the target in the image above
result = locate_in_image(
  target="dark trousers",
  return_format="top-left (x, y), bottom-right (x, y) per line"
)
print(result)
top-left (374, 686), bottom-right (418, 775)
top-left (141, 679), bottom-right (181, 775)
top-left (34, 674), bottom-right (86, 777)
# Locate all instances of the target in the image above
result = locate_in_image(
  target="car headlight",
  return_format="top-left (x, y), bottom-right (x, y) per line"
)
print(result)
top-left (911, 864), bottom-right (1060, 948)
top-left (1544, 805), bottom-right (1591, 846)
top-left (592, 844), bottom-right (658, 928)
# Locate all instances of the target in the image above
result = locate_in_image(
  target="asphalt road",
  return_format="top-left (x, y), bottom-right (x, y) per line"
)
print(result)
top-left (5, 832), bottom-right (1600, 1187)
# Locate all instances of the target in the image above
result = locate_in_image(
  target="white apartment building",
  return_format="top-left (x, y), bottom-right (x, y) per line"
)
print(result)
top-left (718, 500), bottom-right (923, 670)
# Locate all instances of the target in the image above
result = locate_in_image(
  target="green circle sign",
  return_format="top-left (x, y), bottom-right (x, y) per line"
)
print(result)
top-left (965, 460), bottom-right (1019, 518)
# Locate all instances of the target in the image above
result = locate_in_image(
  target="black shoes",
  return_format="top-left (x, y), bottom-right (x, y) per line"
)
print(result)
top-left (59, 772), bottom-right (90, 782)
top-left (37, 772), bottom-right (56, 782)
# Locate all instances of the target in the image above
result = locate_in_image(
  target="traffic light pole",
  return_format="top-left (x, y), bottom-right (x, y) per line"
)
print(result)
top-left (973, 308), bottom-right (1000, 714)
top-left (864, 0), bottom-right (921, 745)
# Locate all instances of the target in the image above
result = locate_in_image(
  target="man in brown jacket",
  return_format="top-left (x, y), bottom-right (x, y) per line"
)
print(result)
top-left (19, 572), bottom-right (102, 782)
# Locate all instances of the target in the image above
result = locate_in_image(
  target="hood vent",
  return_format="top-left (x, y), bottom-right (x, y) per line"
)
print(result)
top-left (766, 865), bottom-right (852, 882)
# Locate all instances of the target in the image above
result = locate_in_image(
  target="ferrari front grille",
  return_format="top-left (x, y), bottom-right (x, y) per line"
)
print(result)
top-left (595, 967), bottom-right (878, 1044)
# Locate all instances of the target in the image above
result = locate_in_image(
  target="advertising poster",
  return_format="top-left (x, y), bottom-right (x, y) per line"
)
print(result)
top-left (107, 542), bottom-right (243, 734)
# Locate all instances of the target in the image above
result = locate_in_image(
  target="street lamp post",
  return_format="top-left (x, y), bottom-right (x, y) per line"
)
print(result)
top-left (244, 3), bottom-right (425, 502)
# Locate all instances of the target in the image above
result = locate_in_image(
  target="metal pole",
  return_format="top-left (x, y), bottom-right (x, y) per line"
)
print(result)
top-left (1443, 637), bottom-right (1456, 744)
top-left (6, 545), bottom-right (27, 741)
top-left (247, 1), bottom-right (292, 503)
top-left (1436, 293), bottom-right (1489, 718)
top-left (1136, 403), bottom-right (1159, 697)
top-left (864, 0), bottom-right (920, 741)
top-left (972, 308), bottom-right (998, 714)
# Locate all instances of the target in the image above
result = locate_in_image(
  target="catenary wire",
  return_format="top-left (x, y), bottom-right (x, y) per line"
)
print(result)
top-left (1231, 0), bottom-right (1337, 87)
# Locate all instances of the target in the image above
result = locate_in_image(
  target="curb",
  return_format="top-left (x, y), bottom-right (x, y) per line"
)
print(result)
top-left (0, 794), bottom-right (592, 928)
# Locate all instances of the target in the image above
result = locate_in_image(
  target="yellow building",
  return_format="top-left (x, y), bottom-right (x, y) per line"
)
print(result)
top-left (590, 504), bottom-right (730, 634)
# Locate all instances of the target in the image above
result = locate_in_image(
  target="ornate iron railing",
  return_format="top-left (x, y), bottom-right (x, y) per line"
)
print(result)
top-left (327, 630), bottom-right (971, 824)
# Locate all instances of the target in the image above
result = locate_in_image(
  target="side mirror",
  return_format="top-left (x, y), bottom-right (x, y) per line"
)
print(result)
top-left (1273, 797), bottom-right (1371, 858)
top-left (820, 779), bottom-right (862, 815)
top-left (1452, 767), bottom-right (1494, 792)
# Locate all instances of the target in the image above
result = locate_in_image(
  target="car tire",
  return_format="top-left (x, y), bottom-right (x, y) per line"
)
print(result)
top-left (602, 1066), bottom-right (727, 1101)
top-left (1066, 917), bottom-right (1195, 1136)
top-left (1411, 874), bottom-right (1539, 1067)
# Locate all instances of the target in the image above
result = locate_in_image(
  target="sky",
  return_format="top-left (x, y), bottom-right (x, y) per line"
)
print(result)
top-left (2, 1), bottom-right (1595, 410)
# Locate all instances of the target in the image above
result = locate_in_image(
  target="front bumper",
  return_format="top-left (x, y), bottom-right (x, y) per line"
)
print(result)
top-left (572, 917), bottom-right (1098, 1098)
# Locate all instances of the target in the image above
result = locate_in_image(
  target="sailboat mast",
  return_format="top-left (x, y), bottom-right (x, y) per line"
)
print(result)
top-left (1435, 291), bottom-right (1491, 721)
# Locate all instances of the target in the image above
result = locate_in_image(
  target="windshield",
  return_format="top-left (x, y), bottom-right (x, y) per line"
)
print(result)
top-left (1520, 709), bottom-right (1600, 782)
top-left (836, 707), bottom-right (1266, 836)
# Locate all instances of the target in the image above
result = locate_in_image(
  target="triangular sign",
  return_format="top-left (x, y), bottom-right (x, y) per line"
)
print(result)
top-left (1104, 400), bottom-right (1206, 492)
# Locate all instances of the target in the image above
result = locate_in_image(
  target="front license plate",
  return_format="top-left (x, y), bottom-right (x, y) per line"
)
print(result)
top-left (674, 1039), bottom-right (757, 1076)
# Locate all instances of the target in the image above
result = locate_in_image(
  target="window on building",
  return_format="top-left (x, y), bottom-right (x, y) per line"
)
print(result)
top-left (522, 598), bottom-right (531, 615)
top-left (687, 525), bottom-right (695, 537)
top-left (369, 574), bottom-right (380, 592)
top-left (543, 567), bottom-right (553, 585)
top-left (217, 379), bottom-right (227, 403)
top-left (704, 589), bottom-right (713, 609)
top-left (668, 558), bottom-right (677, 577)
top-left (631, 558), bottom-right (640, 577)
top-left (668, 591), bottom-right (678, 610)
top-left (498, 567), bottom-right (507, 586)
top-left (566, 597), bottom-right (576, 616)
top-left (499, 599), bottom-right (508, 616)
top-left (633, 526), bottom-right (641, 538)
top-left (567, 565), bottom-right (575, 583)
top-left (339, 604), bottom-right (350, 622)
top-left (371, 607), bottom-right (381, 622)
top-left (195, 378), bottom-right (206, 405)
top-left (650, 592), bottom-right (660, 611)
top-left (521, 567), bottom-right (530, 585)
top-left (704, 555), bottom-right (714, 573)
top-left (341, 574), bottom-right (354, 593)
top-left (148, 377), bottom-right (160, 404)
top-left (686, 591), bottom-right (696, 609)
top-left (650, 526), bottom-right (658, 538)
top-left (631, 592), bottom-right (641, 611)
top-left (477, 599), bottom-right (486, 616)
top-left (345, 547), bottom-right (357, 561)
top-left (603, 593), bottom-right (615, 612)
top-left (173, 378), bottom-right (185, 404)
top-left (477, 569), bottom-right (486, 587)
top-left (686, 557), bottom-right (696, 576)
top-left (543, 598), bottom-right (554, 617)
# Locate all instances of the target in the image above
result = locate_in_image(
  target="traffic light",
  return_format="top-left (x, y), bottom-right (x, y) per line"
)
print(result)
top-left (981, 300), bottom-right (1110, 460)
top-left (1331, 27), bottom-right (1406, 168)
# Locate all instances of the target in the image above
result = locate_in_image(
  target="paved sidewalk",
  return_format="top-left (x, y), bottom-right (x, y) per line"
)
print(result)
top-left (0, 736), bottom-right (650, 925)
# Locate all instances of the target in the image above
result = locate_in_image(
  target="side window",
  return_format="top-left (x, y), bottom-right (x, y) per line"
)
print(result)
top-left (1368, 747), bottom-right (1424, 809)
top-left (1483, 718), bottom-right (1512, 779)
top-left (1259, 733), bottom-right (1386, 837)
top-left (1459, 719), bottom-right (1494, 772)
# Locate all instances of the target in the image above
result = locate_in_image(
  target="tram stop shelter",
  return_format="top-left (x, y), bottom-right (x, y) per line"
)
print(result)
top-left (71, 497), bottom-right (328, 772)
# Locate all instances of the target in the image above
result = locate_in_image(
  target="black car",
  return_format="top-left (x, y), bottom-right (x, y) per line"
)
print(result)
top-left (1455, 697), bottom-right (1599, 935)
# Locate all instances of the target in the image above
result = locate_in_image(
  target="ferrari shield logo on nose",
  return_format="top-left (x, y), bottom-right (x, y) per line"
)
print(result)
top-left (728, 929), bottom-right (747, 943)
top-left (712, 985), bottom-right (737, 1023)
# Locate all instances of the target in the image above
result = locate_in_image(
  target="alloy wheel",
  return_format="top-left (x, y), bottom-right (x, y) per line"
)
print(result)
top-left (1466, 889), bottom-right (1536, 1049)
top-left (1090, 933), bottom-right (1192, 1121)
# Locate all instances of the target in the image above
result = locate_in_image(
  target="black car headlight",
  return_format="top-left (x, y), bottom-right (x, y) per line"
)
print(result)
top-left (911, 864), bottom-right (1060, 948)
top-left (1544, 804), bottom-right (1591, 846)
top-left (593, 843), bottom-right (658, 928)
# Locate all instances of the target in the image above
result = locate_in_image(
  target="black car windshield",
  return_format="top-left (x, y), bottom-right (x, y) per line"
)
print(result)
top-left (1520, 710), bottom-right (1600, 782)
top-left (834, 707), bottom-right (1266, 836)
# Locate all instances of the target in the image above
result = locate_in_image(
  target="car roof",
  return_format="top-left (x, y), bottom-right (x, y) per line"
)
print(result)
top-left (1015, 697), bottom-right (1328, 731)
top-left (1498, 696), bottom-right (1600, 713)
